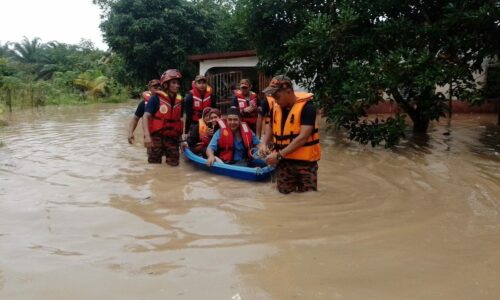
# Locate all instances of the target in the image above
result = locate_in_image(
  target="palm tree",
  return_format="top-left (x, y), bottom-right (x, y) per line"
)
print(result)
top-left (11, 37), bottom-right (44, 64)
top-left (73, 71), bottom-right (110, 101)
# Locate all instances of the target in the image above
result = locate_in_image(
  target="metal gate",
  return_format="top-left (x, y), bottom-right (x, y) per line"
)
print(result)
top-left (207, 71), bottom-right (242, 114)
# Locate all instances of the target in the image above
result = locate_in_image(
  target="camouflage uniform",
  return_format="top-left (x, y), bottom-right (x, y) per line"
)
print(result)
top-left (276, 160), bottom-right (318, 194)
top-left (147, 134), bottom-right (180, 166)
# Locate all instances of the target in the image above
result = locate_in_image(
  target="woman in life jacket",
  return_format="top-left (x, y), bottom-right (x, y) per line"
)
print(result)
top-left (206, 107), bottom-right (261, 166)
top-left (187, 107), bottom-right (221, 156)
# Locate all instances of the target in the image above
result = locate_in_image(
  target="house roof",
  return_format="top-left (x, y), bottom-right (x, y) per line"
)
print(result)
top-left (188, 50), bottom-right (257, 62)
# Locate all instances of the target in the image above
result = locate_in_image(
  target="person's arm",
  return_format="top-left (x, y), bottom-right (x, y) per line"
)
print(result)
top-left (206, 130), bottom-right (220, 166)
top-left (128, 101), bottom-right (145, 143)
top-left (258, 121), bottom-right (273, 157)
top-left (128, 116), bottom-right (140, 144)
top-left (143, 96), bottom-right (159, 148)
top-left (184, 94), bottom-right (193, 134)
top-left (187, 124), bottom-right (200, 148)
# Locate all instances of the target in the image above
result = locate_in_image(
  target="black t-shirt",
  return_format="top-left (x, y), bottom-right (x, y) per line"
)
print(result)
top-left (134, 100), bottom-right (146, 118)
top-left (267, 101), bottom-right (317, 129)
top-left (184, 92), bottom-right (217, 133)
top-left (145, 94), bottom-right (184, 116)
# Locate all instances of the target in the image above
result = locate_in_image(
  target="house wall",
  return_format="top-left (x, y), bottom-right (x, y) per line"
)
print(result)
top-left (199, 56), bottom-right (259, 76)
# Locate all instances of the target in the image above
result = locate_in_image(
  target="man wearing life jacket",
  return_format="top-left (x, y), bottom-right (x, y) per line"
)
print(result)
top-left (206, 107), bottom-right (260, 166)
top-left (143, 69), bottom-right (186, 165)
top-left (128, 79), bottom-right (160, 144)
top-left (230, 79), bottom-right (261, 133)
top-left (184, 75), bottom-right (217, 137)
top-left (187, 107), bottom-right (221, 156)
top-left (258, 75), bottom-right (321, 194)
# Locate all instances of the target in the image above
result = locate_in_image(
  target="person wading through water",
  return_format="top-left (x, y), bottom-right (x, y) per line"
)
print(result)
top-left (143, 69), bottom-right (187, 165)
top-left (258, 75), bottom-right (321, 194)
top-left (128, 79), bottom-right (160, 144)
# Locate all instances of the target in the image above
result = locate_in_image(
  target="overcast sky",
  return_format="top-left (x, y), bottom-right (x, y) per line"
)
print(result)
top-left (0, 0), bottom-right (107, 50)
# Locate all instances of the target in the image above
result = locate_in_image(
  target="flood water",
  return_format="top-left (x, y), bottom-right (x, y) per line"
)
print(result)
top-left (1, 102), bottom-right (499, 300)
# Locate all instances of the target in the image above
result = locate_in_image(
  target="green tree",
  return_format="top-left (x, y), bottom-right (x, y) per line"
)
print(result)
top-left (99, 0), bottom-right (217, 85)
top-left (242, 0), bottom-right (500, 146)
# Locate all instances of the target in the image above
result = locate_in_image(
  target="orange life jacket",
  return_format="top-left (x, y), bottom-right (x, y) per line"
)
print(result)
top-left (264, 96), bottom-right (275, 125)
top-left (216, 119), bottom-right (254, 163)
top-left (198, 118), bottom-right (212, 148)
top-left (272, 92), bottom-right (321, 161)
top-left (142, 91), bottom-right (152, 105)
top-left (235, 90), bottom-right (258, 125)
top-left (149, 91), bottom-right (183, 138)
top-left (190, 82), bottom-right (213, 122)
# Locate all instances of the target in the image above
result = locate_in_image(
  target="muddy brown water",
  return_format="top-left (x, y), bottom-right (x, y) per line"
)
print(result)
top-left (0, 102), bottom-right (499, 300)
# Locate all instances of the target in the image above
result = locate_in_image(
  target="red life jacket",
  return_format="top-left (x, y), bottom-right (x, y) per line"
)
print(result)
top-left (235, 90), bottom-right (258, 125)
top-left (216, 119), bottom-right (254, 163)
top-left (142, 91), bottom-right (152, 105)
top-left (191, 82), bottom-right (213, 122)
top-left (149, 91), bottom-right (183, 138)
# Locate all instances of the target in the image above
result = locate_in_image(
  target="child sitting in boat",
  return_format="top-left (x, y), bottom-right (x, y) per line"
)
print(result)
top-left (206, 107), bottom-right (261, 166)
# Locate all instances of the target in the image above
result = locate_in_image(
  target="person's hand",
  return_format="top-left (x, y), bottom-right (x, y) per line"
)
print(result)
top-left (265, 152), bottom-right (279, 166)
top-left (258, 143), bottom-right (271, 157)
top-left (207, 127), bottom-right (214, 135)
top-left (206, 155), bottom-right (216, 166)
top-left (128, 134), bottom-right (135, 144)
top-left (182, 133), bottom-right (188, 141)
top-left (144, 135), bottom-right (152, 148)
top-left (179, 141), bottom-right (188, 151)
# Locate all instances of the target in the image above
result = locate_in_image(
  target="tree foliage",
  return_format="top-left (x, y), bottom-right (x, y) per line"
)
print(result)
top-left (241, 0), bottom-right (500, 146)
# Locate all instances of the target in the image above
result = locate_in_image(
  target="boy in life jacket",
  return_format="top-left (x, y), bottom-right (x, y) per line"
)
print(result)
top-left (143, 69), bottom-right (186, 166)
top-left (230, 79), bottom-right (261, 133)
top-left (187, 107), bottom-right (221, 156)
top-left (258, 75), bottom-right (321, 194)
top-left (184, 75), bottom-right (217, 137)
top-left (128, 79), bottom-right (160, 144)
top-left (206, 107), bottom-right (261, 166)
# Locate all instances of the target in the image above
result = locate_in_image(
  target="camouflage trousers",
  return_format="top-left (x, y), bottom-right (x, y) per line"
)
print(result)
top-left (147, 135), bottom-right (180, 166)
top-left (276, 160), bottom-right (318, 194)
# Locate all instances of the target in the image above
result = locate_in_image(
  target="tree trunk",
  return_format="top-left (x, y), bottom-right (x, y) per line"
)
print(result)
top-left (412, 116), bottom-right (430, 134)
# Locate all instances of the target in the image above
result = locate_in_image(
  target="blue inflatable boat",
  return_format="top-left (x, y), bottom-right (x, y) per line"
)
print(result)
top-left (182, 148), bottom-right (274, 181)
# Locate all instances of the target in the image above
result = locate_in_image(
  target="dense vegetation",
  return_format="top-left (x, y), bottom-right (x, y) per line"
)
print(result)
top-left (0, 37), bottom-right (129, 112)
top-left (239, 0), bottom-right (500, 146)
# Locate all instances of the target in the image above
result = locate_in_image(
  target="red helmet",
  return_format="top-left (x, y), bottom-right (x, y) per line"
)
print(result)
top-left (160, 69), bottom-right (182, 85)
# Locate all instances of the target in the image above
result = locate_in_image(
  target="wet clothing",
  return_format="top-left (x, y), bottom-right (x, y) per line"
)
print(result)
top-left (208, 128), bottom-right (260, 163)
top-left (145, 92), bottom-right (184, 165)
top-left (276, 160), bottom-right (318, 194)
top-left (184, 92), bottom-right (217, 134)
top-left (268, 92), bottom-right (320, 193)
top-left (147, 135), bottom-right (180, 165)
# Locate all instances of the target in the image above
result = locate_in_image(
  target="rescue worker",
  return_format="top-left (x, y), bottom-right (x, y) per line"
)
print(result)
top-left (128, 79), bottom-right (160, 144)
top-left (206, 107), bottom-right (260, 166)
top-left (230, 79), bottom-right (260, 133)
top-left (143, 69), bottom-right (186, 165)
top-left (258, 75), bottom-right (321, 194)
top-left (256, 94), bottom-right (275, 139)
top-left (184, 75), bottom-right (217, 136)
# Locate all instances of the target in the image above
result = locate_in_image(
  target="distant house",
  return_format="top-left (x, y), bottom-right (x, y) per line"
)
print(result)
top-left (188, 50), bottom-right (271, 112)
